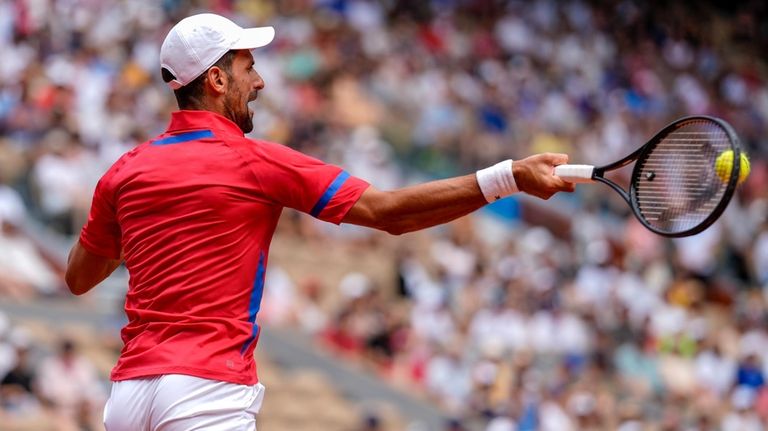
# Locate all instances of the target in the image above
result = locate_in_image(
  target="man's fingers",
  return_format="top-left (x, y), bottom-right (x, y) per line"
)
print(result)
top-left (560, 179), bottom-right (576, 192)
top-left (550, 175), bottom-right (575, 191)
top-left (547, 153), bottom-right (570, 166)
top-left (547, 154), bottom-right (575, 192)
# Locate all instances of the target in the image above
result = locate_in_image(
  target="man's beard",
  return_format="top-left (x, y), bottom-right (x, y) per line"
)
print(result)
top-left (225, 91), bottom-right (254, 134)
top-left (237, 110), bottom-right (254, 134)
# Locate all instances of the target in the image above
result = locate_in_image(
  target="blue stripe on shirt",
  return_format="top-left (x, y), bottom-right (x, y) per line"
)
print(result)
top-left (310, 171), bottom-right (350, 218)
top-left (240, 252), bottom-right (266, 355)
top-left (152, 130), bottom-right (214, 145)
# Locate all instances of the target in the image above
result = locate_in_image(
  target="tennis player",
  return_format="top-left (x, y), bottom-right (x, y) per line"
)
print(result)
top-left (65, 13), bottom-right (574, 430)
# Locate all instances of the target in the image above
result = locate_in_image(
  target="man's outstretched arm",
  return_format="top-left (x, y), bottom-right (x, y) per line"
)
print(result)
top-left (65, 241), bottom-right (122, 295)
top-left (343, 153), bottom-right (575, 235)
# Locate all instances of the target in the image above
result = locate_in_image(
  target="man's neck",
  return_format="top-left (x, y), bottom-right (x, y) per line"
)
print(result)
top-left (181, 99), bottom-right (223, 115)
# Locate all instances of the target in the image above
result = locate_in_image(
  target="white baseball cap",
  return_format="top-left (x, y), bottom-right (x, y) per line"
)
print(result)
top-left (160, 13), bottom-right (275, 90)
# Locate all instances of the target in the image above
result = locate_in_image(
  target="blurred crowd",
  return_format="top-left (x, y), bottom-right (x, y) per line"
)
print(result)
top-left (0, 313), bottom-right (105, 430)
top-left (277, 214), bottom-right (768, 430)
top-left (1, 0), bottom-right (768, 430)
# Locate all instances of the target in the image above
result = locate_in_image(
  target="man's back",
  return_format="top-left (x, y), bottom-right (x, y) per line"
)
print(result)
top-left (81, 111), bottom-right (368, 385)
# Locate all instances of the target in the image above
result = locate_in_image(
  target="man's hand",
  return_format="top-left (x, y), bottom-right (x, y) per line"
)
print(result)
top-left (513, 153), bottom-right (576, 199)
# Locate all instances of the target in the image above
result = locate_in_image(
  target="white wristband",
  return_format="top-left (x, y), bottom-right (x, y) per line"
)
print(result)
top-left (476, 159), bottom-right (518, 203)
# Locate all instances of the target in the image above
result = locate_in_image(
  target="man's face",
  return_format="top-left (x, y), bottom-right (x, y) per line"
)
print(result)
top-left (223, 50), bottom-right (265, 134)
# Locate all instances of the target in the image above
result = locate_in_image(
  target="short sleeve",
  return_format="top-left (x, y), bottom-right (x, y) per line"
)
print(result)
top-left (79, 176), bottom-right (122, 259)
top-left (244, 141), bottom-right (369, 224)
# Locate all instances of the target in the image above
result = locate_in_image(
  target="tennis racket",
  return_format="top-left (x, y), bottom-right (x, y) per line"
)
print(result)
top-left (554, 116), bottom-right (742, 237)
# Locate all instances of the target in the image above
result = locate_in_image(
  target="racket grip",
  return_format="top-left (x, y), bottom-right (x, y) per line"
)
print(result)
top-left (554, 164), bottom-right (595, 183)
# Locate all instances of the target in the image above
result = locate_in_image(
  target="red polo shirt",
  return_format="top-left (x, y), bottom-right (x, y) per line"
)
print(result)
top-left (79, 110), bottom-right (369, 385)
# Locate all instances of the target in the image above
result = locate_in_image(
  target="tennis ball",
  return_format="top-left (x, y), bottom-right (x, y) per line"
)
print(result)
top-left (715, 150), bottom-right (750, 184)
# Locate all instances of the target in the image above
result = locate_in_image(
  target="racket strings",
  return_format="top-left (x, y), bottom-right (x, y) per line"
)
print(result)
top-left (634, 121), bottom-right (732, 234)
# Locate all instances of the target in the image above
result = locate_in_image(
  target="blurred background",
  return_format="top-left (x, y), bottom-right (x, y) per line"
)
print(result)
top-left (0, 0), bottom-right (767, 430)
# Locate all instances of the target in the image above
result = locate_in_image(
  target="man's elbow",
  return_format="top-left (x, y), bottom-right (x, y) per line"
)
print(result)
top-left (65, 271), bottom-right (90, 296)
top-left (367, 194), bottom-right (410, 235)
top-left (347, 190), bottom-right (415, 235)
top-left (381, 223), bottom-right (414, 236)
top-left (367, 206), bottom-right (408, 235)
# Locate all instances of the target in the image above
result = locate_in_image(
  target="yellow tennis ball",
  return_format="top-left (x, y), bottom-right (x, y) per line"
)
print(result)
top-left (715, 150), bottom-right (750, 184)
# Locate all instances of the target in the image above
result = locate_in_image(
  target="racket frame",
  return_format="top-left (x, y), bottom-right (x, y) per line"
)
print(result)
top-left (590, 115), bottom-right (741, 237)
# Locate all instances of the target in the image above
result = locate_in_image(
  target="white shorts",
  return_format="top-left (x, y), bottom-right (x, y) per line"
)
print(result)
top-left (103, 374), bottom-right (265, 431)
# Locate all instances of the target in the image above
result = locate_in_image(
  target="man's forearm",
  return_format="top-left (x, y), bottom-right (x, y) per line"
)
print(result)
top-left (348, 174), bottom-right (487, 235)
top-left (343, 153), bottom-right (575, 235)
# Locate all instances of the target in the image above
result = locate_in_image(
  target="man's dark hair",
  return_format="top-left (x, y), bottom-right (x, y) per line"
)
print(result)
top-left (161, 50), bottom-right (237, 109)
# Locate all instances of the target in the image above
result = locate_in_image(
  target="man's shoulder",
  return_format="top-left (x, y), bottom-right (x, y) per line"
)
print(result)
top-left (105, 142), bottom-right (150, 174)
top-left (227, 137), bottom-right (307, 161)
top-left (230, 136), bottom-right (278, 148)
top-left (95, 142), bottom-right (153, 191)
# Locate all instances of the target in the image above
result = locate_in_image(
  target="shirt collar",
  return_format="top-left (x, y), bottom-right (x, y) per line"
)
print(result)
top-left (166, 110), bottom-right (245, 137)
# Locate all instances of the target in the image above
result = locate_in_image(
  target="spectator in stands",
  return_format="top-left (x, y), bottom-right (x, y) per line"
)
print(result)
top-left (736, 353), bottom-right (766, 390)
top-left (0, 329), bottom-right (39, 416)
top-left (36, 338), bottom-right (104, 430)
top-left (722, 386), bottom-right (764, 431)
top-left (0, 313), bottom-right (15, 381)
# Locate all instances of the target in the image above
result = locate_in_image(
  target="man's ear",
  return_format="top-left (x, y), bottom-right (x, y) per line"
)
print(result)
top-left (205, 66), bottom-right (228, 95)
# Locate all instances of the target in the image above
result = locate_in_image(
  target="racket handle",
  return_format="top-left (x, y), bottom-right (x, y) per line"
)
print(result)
top-left (554, 164), bottom-right (595, 183)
